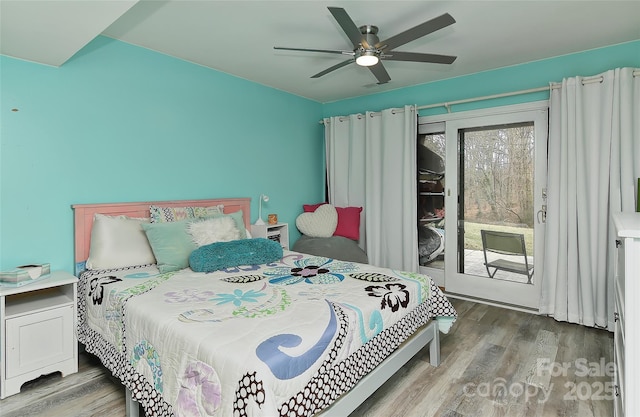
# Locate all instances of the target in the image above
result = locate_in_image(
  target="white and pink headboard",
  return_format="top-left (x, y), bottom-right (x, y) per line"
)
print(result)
top-left (72, 197), bottom-right (251, 275)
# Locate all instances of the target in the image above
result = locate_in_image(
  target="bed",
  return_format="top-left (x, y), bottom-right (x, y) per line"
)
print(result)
top-left (72, 197), bottom-right (457, 417)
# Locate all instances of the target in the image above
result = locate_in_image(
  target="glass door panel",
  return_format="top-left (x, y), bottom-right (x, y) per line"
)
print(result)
top-left (417, 122), bottom-right (446, 286)
top-left (418, 131), bottom-right (445, 269)
top-left (444, 108), bottom-right (547, 309)
top-left (458, 122), bottom-right (535, 283)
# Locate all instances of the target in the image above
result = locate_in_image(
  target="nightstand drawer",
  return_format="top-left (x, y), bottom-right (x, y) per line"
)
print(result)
top-left (5, 304), bottom-right (75, 378)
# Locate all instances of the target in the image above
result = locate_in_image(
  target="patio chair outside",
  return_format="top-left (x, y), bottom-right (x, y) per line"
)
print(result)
top-left (481, 229), bottom-right (534, 284)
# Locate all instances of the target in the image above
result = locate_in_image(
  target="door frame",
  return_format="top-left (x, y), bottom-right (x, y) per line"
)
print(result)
top-left (418, 101), bottom-right (548, 309)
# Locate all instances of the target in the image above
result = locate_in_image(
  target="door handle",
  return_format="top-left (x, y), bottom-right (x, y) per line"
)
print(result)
top-left (537, 205), bottom-right (546, 224)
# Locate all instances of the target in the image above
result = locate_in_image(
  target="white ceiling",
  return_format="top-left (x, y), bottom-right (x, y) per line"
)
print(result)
top-left (2, 1), bottom-right (639, 103)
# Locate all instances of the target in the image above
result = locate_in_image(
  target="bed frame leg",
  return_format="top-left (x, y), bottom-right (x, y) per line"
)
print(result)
top-left (125, 387), bottom-right (140, 417)
top-left (429, 322), bottom-right (441, 366)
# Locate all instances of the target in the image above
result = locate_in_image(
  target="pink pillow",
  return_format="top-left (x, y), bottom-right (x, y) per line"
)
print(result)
top-left (303, 203), bottom-right (362, 241)
top-left (334, 206), bottom-right (363, 240)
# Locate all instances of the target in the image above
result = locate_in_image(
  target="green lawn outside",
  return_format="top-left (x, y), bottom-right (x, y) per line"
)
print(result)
top-left (463, 221), bottom-right (534, 255)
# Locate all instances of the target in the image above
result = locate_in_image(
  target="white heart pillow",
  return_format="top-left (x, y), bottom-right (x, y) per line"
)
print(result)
top-left (296, 204), bottom-right (338, 238)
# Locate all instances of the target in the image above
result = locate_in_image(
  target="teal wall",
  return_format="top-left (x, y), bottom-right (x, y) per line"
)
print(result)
top-left (2, 36), bottom-right (638, 274)
top-left (323, 40), bottom-right (640, 118)
top-left (0, 36), bottom-right (324, 273)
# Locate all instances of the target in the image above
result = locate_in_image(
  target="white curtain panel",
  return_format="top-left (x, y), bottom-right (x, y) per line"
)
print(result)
top-left (324, 105), bottom-right (419, 271)
top-left (541, 68), bottom-right (640, 330)
top-left (325, 113), bottom-right (367, 218)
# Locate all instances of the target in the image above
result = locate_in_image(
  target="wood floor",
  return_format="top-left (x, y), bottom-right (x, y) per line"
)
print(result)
top-left (1, 298), bottom-right (614, 417)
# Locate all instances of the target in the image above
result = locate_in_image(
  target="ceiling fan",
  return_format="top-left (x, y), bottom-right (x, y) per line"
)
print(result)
top-left (274, 7), bottom-right (457, 84)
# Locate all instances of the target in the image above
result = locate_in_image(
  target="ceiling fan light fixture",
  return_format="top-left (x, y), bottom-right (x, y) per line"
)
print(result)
top-left (355, 51), bottom-right (379, 67)
top-left (274, 7), bottom-right (457, 84)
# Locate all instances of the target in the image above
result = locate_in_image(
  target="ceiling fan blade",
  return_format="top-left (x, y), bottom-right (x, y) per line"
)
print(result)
top-left (377, 13), bottom-right (455, 51)
top-left (311, 59), bottom-right (354, 78)
top-left (383, 51), bottom-right (457, 64)
top-left (368, 62), bottom-right (391, 84)
top-left (328, 7), bottom-right (369, 49)
top-left (274, 46), bottom-right (350, 55)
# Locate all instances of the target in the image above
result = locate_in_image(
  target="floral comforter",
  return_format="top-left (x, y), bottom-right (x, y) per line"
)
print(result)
top-left (78, 251), bottom-right (457, 417)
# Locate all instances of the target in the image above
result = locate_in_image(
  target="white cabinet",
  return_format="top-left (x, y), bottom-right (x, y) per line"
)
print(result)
top-left (0, 271), bottom-right (78, 399)
top-left (612, 212), bottom-right (640, 417)
top-left (251, 223), bottom-right (289, 250)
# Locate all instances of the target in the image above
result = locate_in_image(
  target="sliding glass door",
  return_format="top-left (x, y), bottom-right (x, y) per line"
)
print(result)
top-left (443, 107), bottom-right (547, 309)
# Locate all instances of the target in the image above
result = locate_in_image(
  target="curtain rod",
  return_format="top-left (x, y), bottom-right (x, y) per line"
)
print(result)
top-left (419, 70), bottom-right (640, 113)
top-left (416, 86), bottom-right (549, 112)
top-left (322, 107), bottom-right (409, 124)
top-left (321, 70), bottom-right (640, 122)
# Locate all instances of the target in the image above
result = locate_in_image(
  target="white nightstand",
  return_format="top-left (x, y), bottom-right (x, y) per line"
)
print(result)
top-left (0, 270), bottom-right (78, 399)
top-left (251, 223), bottom-right (289, 250)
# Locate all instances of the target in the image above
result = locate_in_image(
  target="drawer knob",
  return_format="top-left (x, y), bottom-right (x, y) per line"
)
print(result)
top-left (614, 312), bottom-right (619, 322)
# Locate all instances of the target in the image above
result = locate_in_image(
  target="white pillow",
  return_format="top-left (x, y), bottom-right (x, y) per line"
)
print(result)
top-left (86, 214), bottom-right (156, 270)
top-left (187, 216), bottom-right (241, 247)
top-left (296, 204), bottom-right (338, 238)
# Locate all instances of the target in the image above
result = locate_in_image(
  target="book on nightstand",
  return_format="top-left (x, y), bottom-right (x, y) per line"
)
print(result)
top-left (0, 263), bottom-right (51, 286)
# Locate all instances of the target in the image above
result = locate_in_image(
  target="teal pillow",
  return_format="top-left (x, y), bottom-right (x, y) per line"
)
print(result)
top-left (190, 238), bottom-right (283, 273)
top-left (141, 212), bottom-right (246, 273)
top-left (141, 219), bottom-right (197, 273)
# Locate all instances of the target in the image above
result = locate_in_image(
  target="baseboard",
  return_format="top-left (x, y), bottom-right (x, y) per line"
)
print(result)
top-left (444, 291), bottom-right (540, 314)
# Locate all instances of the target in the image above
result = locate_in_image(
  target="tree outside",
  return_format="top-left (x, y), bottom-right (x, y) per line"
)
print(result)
top-left (461, 122), bottom-right (535, 256)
